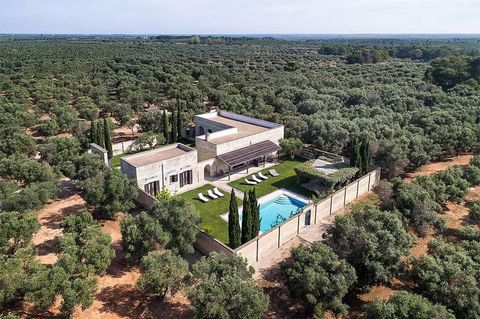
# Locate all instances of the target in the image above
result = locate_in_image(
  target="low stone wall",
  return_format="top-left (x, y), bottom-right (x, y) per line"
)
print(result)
top-left (195, 230), bottom-right (234, 256)
top-left (133, 168), bottom-right (381, 264)
top-left (112, 139), bottom-right (140, 156)
top-left (135, 189), bottom-right (157, 210)
top-left (235, 167), bottom-right (381, 265)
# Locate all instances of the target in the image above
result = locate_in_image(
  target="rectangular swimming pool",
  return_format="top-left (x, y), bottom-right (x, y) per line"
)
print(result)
top-left (259, 195), bottom-right (307, 232)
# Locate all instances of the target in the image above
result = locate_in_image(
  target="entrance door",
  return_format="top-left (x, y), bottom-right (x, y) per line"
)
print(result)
top-left (305, 210), bottom-right (311, 226)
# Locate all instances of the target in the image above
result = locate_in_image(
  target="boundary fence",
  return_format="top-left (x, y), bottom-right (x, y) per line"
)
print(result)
top-left (234, 167), bottom-right (381, 264)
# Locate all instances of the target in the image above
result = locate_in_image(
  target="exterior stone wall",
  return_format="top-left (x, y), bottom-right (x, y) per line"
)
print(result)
top-left (89, 143), bottom-right (109, 166)
top-left (121, 144), bottom-right (201, 194)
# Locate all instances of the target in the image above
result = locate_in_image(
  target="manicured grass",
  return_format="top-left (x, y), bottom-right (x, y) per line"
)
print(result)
top-left (228, 159), bottom-right (315, 199)
top-left (111, 154), bottom-right (123, 169)
top-left (179, 184), bottom-right (241, 245)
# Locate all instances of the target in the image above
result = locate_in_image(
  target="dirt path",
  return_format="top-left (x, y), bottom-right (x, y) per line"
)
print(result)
top-left (404, 155), bottom-right (473, 181)
top-left (74, 214), bottom-right (192, 319)
top-left (32, 180), bottom-right (86, 265)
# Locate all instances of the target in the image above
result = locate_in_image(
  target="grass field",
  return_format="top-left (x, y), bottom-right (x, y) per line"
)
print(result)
top-left (228, 159), bottom-right (314, 198)
top-left (179, 184), bottom-right (241, 245)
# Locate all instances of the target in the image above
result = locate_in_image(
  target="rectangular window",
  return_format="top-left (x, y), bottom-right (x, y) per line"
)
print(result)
top-left (144, 181), bottom-right (160, 196)
top-left (179, 170), bottom-right (193, 188)
top-left (170, 174), bottom-right (178, 183)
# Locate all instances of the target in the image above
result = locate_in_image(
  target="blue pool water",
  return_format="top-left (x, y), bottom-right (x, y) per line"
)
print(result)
top-left (259, 195), bottom-right (306, 232)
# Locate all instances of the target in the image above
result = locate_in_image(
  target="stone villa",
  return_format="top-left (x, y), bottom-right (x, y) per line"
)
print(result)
top-left (120, 110), bottom-right (284, 196)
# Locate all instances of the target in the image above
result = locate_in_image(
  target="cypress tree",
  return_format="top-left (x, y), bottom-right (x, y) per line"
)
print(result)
top-left (171, 109), bottom-right (178, 142)
top-left (97, 120), bottom-right (105, 148)
top-left (177, 104), bottom-right (184, 140)
top-left (353, 140), bottom-right (363, 176)
top-left (228, 189), bottom-right (241, 249)
top-left (162, 110), bottom-right (169, 144)
top-left (90, 120), bottom-right (97, 144)
top-left (249, 189), bottom-right (260, 238)
top-left (241, 192), bottom-right (252, 244)
top-left (104, 118), bottom-right (113, 158)
top-left (350, 137), bottom-right (358, 168)
top-left (360, 137), bottom-right (371, 175)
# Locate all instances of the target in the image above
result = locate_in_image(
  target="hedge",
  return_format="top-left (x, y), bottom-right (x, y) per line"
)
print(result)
top-left (294, 160), bottom-right (359, 190)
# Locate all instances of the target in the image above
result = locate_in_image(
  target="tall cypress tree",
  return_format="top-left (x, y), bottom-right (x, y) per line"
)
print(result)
top-left (228, 189), bottom-right (241, 249)
top-left (162, 110), bottom-right (169, 144)
top-left (360, 137), bottom-right (371, 175)
top-left (249, 189), bottom-right (260, 238)
top-left (104, 118), bottom-right (113, 158)
top-left (350, 137), bottom-right (358, 168)
top-left (171, 109), bottom-right (178, 142)
top-left (241, 192), bottom-right (251, 244)
top-left (97, 120), bottom-right (105, 148)
top-left (354, 140), bottom-right (363, 176)
top-left (177, 103), bottom-right (184, 140)
top-left (90, 120), bottom-right (97, 144)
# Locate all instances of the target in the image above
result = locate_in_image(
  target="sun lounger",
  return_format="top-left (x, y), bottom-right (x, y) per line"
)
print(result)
top-left (198, 193), bottom-right (209, 203)
top-left (252, 175), bottom-right (263, 183)
top-left (245, 178), bottom-right (257, 185)
top-left (213, 188), bottom-right (224, 197)
top-left (269, 169), bottom-right (280, 177)
top-left (207, 189), bottom-right (218, 199)
top-left (258, 172), bottom-right (269, 180)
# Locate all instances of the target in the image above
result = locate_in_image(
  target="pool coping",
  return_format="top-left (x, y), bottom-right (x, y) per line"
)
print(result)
top-left (220, 188), bottom-right (311, 224)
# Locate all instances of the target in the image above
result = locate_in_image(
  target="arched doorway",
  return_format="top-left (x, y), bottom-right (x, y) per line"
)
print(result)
top-left (203, 164), bottom-right (211, 179)
top-left (198, 126), bottom-right (205, 136)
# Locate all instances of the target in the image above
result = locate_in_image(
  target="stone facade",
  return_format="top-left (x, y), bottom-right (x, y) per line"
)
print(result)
top-left (121, 143), bottom-right (200, 195)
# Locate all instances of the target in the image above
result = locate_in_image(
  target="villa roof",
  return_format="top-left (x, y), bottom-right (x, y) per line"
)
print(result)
top-left (217, 140), bottom-right (282, 167)
top-left (122, 144), bottom-right (194, 168)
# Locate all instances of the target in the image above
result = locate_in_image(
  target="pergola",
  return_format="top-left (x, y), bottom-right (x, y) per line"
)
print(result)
top-left (217, 140), bottom-right (282, 180)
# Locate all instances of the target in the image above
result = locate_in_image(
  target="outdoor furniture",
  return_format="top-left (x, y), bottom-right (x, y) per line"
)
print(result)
top-left (198, 193), bottom-right (209, 203)
top-left (207, 189), bottom-right (219, 199)
top-left (269, 169), bottom-right (280, 177)
top-left (252, 174), bottom-right (263, 183)
top-left (245, 178), bottom-right (257, 185)
top-left (258, 172), bottom-right (269, 180)
top-left (213, 188), bottom-right (224, 197)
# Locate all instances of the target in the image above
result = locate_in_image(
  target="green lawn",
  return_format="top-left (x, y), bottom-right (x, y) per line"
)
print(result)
top-left (111, 154), bottom-right (123, 169)
top-left (228, 159), bottom-right (314, 198)
top-left (179, 184), bottom-right (241, 245)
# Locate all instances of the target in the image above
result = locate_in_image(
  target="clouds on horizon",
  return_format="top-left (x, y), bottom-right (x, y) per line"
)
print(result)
top-left (1, 0), bottom-right (479, 34)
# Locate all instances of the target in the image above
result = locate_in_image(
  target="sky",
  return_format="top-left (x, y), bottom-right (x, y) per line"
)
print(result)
top-left (1, 0), bottom-right (480, 35)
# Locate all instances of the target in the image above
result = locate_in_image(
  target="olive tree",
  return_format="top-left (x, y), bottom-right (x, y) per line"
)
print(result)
top-left (189, 253), bottom-right (269, 319)
top-left (282, 243), bottom-right (356, 317)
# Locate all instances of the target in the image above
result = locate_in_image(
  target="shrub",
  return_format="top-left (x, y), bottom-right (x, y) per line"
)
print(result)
top-left (364, 290), bottom-right (455, 319)
top-left (282, 243), bottom-right (356, 316)
top-left (294, 160), bottom-right (358, 190)
top-left (327, 208), bottom-right (412, 287)
top-left (469, 201), bottom-right (480, 223)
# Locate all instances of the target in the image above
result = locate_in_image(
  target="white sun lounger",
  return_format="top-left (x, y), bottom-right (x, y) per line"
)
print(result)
top-left (213, 188), bottom-right (224, 197)
top-left (269, 169), bottom-right (280, 177)
top-left (258, 172), bottom-right (269, 180)
top-left (207, 189), bottom-right (218, 199)
top-left (252, 175), bottom-right (263, 183)
top-left (245, 178), bottom-right (257, 185)
top-left (198, 193), bottom-right (209, 203)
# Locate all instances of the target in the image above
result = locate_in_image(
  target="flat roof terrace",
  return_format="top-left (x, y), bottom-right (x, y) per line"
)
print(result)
top-left (202, 115), bottom-right (270, 145)
top-left (121, 143), bottom-right (195, 168)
